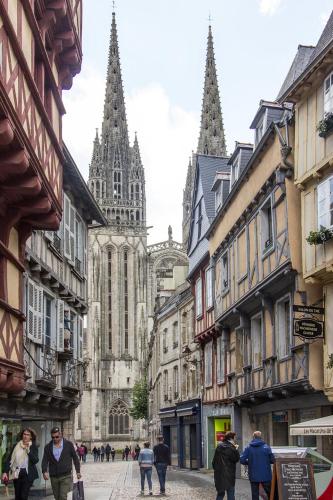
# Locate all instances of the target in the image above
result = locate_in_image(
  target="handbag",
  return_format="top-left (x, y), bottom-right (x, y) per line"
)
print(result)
top-left (72, 480), bottom-right (85, 500)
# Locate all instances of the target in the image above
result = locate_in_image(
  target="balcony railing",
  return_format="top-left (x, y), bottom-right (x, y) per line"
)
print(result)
top-left (35, 346), bottom-right (57, 388)
top-left (62, 359), bottom-right (82, 394)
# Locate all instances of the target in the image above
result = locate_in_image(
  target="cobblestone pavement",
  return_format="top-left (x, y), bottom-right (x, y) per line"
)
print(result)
top-left (41, 459), bottom-right (251, 500)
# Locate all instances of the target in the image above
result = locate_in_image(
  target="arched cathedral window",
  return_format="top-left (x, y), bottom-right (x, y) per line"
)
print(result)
top-left (114, 171), bottom-right (121, 199)
top-left (96, 181), bottom-right (100, 198)
top-left (124, 250), bottom-right (129, 352)
top-left (108, 400), bottom-right (129, 435)
top-left (135, 184), bottom-right (140, 200)
top-left (107, 249), bottom-right (112, 351)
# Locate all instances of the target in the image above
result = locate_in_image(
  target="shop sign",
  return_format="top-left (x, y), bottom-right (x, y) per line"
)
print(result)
top-left (294, 319), bottom-right (323, 339)
top-left (293, 304), bottom-right (324, 340)
top-left (271, 458), bottom-right (316, 500)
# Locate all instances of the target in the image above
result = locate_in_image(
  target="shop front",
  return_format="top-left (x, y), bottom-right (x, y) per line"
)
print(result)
top-left (160, 399), bottom-right (202, 469)
top-left (202, 403), bottom-right (240, 469)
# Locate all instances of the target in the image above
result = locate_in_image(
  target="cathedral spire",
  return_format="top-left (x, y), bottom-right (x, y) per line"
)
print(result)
top-left (102, 11), bottom-right (130, 159)
top-left (197, 24), bottom-right (227, 156)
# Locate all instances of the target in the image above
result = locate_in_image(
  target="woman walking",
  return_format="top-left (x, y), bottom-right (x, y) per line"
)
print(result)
top-left (212, 431), bottom-right (240, 500)
top-left (138, 441), bottom-right (154, 496)
top-left (2, 427), bottom-right (39, 500)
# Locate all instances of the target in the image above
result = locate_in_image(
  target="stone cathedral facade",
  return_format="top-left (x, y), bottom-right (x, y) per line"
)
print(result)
top-left (79, 12), bottom-right (187, 446)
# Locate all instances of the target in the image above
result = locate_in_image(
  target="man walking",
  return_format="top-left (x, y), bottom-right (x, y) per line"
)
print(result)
top-left (153, 435), bottom-right (171, 496)
top-left (138, 441), bottom-right (154, 496)
top-left (240, 431), bottom-right (275, 500)
top-left (212, 431), bottom-right (240, 500)
top-left (105, 443), bottom-right (111, 462)
top-left (42, 427), bottom-right (81, 500)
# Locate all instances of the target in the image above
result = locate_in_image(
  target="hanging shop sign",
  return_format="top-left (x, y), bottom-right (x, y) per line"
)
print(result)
top-left (293, 305), bottom-right (324, 340)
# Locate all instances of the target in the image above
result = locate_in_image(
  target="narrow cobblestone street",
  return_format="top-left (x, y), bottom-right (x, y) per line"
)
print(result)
top-left (42, 459), bottom-right (251, 500)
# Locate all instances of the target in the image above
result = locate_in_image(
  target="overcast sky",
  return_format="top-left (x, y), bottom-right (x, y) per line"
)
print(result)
top-left (63, 0), bottom-right (332, 244)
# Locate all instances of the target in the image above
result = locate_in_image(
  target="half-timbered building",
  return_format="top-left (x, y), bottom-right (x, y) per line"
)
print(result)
top-left (277, 10), bottom-right (333, 461)
top-left (0, 0), bottom-right (82, 470)
top-left (207, 96), bottom-right (332, 469)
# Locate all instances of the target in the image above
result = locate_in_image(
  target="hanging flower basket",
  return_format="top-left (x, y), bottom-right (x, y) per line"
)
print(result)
top-left (317, 112), bottom-right (333, 138)
top-left (306, 226), bottom-right (333, 245)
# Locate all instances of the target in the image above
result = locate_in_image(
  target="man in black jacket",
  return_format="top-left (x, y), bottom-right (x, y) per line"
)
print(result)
top-left (42, 427), bottom-right (81, 500)
top-left (212, 431), bottom-right (240, 500)
top-left (153, 436), bottom-right (171, 496)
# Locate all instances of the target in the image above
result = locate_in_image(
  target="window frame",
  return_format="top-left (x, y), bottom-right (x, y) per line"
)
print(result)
top-left (195, 277), bottom-right (203, 319)
top-left (275, 294), bottom-right (292, 360)
top-left (317, 175), bottom-right (333, 230)
top-left (197, 199), bottom-right (203, 240)
top-left (324, 71), bottom-right (333, 115)
top-left (251, 312), bottom-right (263, 369)
top-left (216, 336), bottom-right (225, 385)
top-left (260, 196), bottom-right (275, 256)
top-left (236, 228), bottom-right (248, 283)
top-left (205, 267), bottom-right (213, 310)
top-left (221, 250), bottom-right (229, 293)
top-left (204, 341), bottom-right (213, 388)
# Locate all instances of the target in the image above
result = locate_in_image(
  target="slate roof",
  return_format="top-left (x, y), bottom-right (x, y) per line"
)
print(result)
top-left (197, 154), bottom-right (230, 222)
top-left (308, 10), bottom-right (333, 64)
top-left (277, 45), bottom-right (315, 101)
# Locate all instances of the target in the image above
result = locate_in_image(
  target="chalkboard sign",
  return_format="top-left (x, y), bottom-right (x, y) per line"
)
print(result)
top-left (270, 457), bottom-right (316, 500)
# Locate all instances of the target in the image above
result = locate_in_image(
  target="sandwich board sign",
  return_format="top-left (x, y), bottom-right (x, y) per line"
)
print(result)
top-left (269, 457), bottom-right (316, 499)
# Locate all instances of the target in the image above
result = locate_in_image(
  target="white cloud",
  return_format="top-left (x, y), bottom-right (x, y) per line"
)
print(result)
top-left (259, 0), bottom-right (282, 16)
top-left (62, 71), bottom-right (198, 244)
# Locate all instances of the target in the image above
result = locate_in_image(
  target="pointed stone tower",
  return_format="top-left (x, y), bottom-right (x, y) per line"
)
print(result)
top-left (183, 24), bottom-right (227, 247)
top-left (83, 11), bottom-right (147, 447)
top-left (197, 25), bottom-right (227, 157)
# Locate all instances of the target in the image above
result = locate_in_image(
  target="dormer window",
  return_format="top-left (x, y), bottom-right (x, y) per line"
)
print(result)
top-left (324, 72), bottom-right (333, 114)
top-left (255, 111), bottom-right (267, 147)
top-left (197, 199), bottom-right (203, 240)
top-left (215, 183), bottom-right (222, 211)
top-left (231, 152), bottom-right (241, 186)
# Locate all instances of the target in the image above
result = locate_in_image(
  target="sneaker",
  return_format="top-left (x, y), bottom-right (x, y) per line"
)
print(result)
top-left (149, 492), bottom-right (153, 496)
top-left (140, 491), bottom-right (144, 496)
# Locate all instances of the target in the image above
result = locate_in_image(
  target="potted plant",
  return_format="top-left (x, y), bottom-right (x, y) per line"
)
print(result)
top-left (317, 112), bottom-right (333, 138)
top-left (306, 226), bottom-right (333, 245)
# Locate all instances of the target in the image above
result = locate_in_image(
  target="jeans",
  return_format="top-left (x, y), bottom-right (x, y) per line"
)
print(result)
top-left (155, 463), bottom-right (168, 493)
top-left (216, 486), bottom-right (235, 500)
top-left (13, 470), bottom-right (33, 500)
top-left (250, 481), bottom-right (271, 500)
top-left (140, 467), bottom-right (152, 491)
top-left (50, 474), bottom-right (73, 500)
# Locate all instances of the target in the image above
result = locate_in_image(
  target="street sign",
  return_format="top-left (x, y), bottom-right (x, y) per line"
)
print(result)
top-left (294, 319), bottom-right (323, 339)
top-left (293, 305), bottom-right (324, 315)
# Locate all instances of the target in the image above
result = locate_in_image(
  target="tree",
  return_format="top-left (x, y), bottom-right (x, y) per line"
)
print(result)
top-left (130, 376), bottom-right (149, 420)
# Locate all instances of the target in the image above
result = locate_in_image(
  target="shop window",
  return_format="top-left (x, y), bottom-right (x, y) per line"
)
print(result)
top-left (276, 296), bottom-right (291, 358)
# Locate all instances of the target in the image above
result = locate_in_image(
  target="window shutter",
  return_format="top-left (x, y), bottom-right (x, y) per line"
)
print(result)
top-left (70, 205), bottom-right (75, 262)
top-left (78, 316), bottom-right (83, 361)
top-left (64, 195), bottom-right (71, 259)
top-left (35, 287), bottom-right (43, 345)
top-left (27, 280), bottom-right (35, 341)
top-left (57, 300), bottom-right (64, 352)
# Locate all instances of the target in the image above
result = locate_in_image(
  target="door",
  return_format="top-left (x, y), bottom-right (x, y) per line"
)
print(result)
top-left (190, 424), bottom-right (198, 469)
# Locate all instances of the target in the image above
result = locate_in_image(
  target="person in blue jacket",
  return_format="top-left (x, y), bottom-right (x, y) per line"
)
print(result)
top-left (240, 431), bottom-right (275, 500)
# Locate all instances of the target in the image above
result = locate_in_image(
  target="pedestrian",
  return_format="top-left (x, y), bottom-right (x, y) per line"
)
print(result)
top-left (82, 444), bottom-right (88, 463)
top-left (124, 445), bottom-right (130, 461)
top-left (2, 427), bottom-right (39, 500)
top-left (105, 443), bottom-right (111, 462)
top-left (111, 447), bottom-right (116, 461)
top-left (153, 435), bottom-right (171, 496)
top-left (138, 441), bottom-right (154, 496)
top-left (212, 431), bottom-right (240, 500)
top-left (92, 446), bottom-right (98, 462)
top-left (78, 444), bottom-right (85, 462)
top-left (135, 443), bottom-right (141, 460)
top-left (97, 447), bottom-right (101, 462)
top-left (41, 426), bottom-right (81, 500)
top-left (240, 430), bottom-right (275, 500)
top-left (100, 445), bottom-right (105, 462)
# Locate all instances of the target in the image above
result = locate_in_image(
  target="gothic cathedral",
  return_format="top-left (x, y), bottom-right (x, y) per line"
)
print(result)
top-left (81, 12), bottom-right (147, 443)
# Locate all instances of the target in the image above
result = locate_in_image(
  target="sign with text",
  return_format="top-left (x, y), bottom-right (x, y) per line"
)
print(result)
top-left (293, 304), bottom-right (324, 340)
top-left (270, 458), bottom-right (316, 500)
